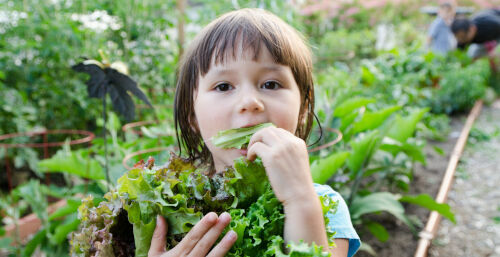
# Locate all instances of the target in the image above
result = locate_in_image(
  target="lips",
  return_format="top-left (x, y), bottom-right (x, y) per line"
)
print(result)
top-left (240, 123), bottom-right (261, 128)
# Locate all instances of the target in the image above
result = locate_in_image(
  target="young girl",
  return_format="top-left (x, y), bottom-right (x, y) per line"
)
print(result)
top-left (148, 8), bottom-right (360, 257)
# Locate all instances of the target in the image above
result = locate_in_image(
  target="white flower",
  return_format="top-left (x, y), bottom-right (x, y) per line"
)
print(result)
top-left (70, 10), bottom-right (122, 33)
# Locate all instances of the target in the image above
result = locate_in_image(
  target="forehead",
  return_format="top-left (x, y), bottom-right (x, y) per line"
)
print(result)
top-left (209, 40), bottom-right (273, 67)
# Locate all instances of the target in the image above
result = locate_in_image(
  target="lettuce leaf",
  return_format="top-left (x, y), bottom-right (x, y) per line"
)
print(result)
top-left (211, 123), bottom-right (274, 149)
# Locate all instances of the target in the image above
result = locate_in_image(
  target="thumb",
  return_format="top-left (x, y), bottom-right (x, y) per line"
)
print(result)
top-left (148, 215), bottom-right (168, 256)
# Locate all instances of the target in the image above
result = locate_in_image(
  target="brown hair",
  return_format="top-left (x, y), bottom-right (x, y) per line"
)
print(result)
top-left (174, 8), bottom-right (315, 165)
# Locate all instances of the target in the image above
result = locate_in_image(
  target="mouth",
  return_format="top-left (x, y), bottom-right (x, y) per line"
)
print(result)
top-left (240, 123), bottom-right (261, 128)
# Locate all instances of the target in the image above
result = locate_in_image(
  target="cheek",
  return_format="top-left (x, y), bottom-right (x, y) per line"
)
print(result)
top-left (194, 96), bottom-right (230, 139)
top-left (270, 95), bottom-right (301, 134)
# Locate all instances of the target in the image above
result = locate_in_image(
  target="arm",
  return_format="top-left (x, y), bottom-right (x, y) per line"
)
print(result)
top-left (283, 189), bottom-right (330, 250)
top-left (247, 127), bottom-right (349, 256)
top-left (284, 199), bottom-right (349, 256)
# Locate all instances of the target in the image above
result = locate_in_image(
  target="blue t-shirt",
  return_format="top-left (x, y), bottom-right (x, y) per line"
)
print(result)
top-left (428, 16), bottom-right (456, 54)
top-left (314, 183), bottom-right (361, 257)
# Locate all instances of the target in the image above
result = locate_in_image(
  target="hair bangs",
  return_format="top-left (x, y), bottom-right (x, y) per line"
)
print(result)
top-left (194, 9), bottom-right (310, 80)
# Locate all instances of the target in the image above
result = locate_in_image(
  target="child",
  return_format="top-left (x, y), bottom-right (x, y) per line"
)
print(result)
top-left (428, 2), bottom-right (456, 55)
top-left (148, 8), bottom-right (360, 257)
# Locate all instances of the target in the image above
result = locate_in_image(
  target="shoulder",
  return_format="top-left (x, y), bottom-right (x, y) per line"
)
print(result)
top-left (314, 183), bottom-right (340, 198)
top-left (314, 184), bottom-right (361, 257)
top-left (428, 17), bottom-right (443, 35)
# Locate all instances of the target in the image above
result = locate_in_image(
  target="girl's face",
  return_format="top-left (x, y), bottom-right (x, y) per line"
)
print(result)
top-left (193, 44), bottom-right (302, 172)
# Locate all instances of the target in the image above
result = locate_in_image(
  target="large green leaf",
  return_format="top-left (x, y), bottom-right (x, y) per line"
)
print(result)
top-left (38, 150), bottom-right (105, 180)
top-left (334, 97), bottom-right (375, 118)
top-left (339, 111), bottom-right (359, 133)
top-left (22, 228), bottom-right (47, 257)
top-left (311, 151), bottom-right (350, 184)
top-left (50, 214), bottom-right (80, 244)
top-left (351, 105), bottom-right (401, 134)
top-left (347, 131), bottom-right (381, 177)
top-left (350, 192), bottom-right (413, 229)
top-left (48, 198), bottom-right (82, 221)
top-left (365, 221), bottom-right (389, 242)
top-left (387, 108), bottom-right (429, 143)
top-left (399, 194), bottom-right (455, 223)
top-left (133, 219), bottom-right (157, 257)
top-left (0, 237), bottom-right (13, 252)
top-left (16, 180), bottom-right (48, 227)
top-left (380, 138), bottom-right (426, 164)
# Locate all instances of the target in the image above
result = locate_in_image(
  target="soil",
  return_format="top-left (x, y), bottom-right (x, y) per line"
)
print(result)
top-left (429, 102), bottom-right (500, 257)
top-left (355, 114), bottom-right (466, 257)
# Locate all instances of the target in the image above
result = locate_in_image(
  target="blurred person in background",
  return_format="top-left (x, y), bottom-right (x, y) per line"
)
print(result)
top-left (452, 9), bottom-right (500, 58)
top-left (428, 2), bottom-right (457, 55)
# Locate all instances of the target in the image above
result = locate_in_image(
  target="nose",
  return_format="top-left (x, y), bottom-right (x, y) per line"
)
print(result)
top-left (237, 86), bottom-right (264, 113)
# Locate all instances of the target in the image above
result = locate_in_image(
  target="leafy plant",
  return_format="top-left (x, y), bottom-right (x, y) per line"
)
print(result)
top-left (425, 59), bottom-right (490, 114)
top-left (71, 156), bottom-right (336, 257)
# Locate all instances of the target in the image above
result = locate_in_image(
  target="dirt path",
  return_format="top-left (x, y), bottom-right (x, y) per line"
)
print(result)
top-left (429, 101), bottom-right (500, 257)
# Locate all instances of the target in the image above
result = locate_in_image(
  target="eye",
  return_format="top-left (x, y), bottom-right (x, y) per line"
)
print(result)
top-left (261, 81), bottom-right (281, 90)
top-left (214, 83), bottom-right (233, 92)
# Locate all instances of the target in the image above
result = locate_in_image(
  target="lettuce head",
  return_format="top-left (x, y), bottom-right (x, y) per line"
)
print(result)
top-left (70, 124), bottom-right (337, 256)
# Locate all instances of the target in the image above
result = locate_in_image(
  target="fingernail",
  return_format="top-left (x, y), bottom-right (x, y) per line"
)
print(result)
top-left (219, 212), bottom-right (230, 220)
top-left (206, 212), bottom-right (217, 222)
top-left (226, 230), bottom-right (237, 241)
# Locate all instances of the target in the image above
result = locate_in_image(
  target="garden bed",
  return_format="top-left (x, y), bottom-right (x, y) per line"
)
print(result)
top-left (356, 115), bottom-right (465, 257)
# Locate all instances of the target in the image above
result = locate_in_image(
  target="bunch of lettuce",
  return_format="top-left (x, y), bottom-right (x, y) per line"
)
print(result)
top-left (70, 124), bottom-right (337, 257)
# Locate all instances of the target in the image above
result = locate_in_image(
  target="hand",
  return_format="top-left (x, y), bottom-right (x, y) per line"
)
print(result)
top-left (247, 127), bottom-right (317, 207)
top-left (148, 212), bottom-right (237, 257)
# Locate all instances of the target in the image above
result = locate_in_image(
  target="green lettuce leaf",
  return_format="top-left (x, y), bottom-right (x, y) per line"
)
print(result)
top-left (211, 123), bottom-right (274, 149)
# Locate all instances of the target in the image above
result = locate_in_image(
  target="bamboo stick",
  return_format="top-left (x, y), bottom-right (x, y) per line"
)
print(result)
top-left (414, 100), bottom-right (483, 257)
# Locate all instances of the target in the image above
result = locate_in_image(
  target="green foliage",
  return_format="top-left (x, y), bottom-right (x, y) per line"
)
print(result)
top-left (311, 151), bottom-right (350, 184)
top-left (426, 59), bottom-right (490, 114)
top-left (0, 0), bottom-right (179, 173)
top-left (351, 105), bottom-right (401, 134)
top-left (71, 156), bottom-right (337, 256)
top-left (316, 29), bottom-right (376, 69)
top-left (0, 180), bottom-right (92, 257)
top-left (386, 108), bottom-right (428, 143)
top-left (364, 221), bottom-right (389, 242)
top-left (399, 194), bottom-right (455, 223)
top-left (350, 192), bottom-right (413, 229)
top-left (38, 148), bottom-right (105, 180)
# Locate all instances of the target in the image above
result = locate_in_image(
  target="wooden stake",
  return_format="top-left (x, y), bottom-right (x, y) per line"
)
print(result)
top-left (414, 100), bottom-right (483, 257)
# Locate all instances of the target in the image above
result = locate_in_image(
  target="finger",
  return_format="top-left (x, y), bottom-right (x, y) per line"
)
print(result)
top-left (248, 126), bottom-right (280, 148)
top-left (188, 212), bottom-right (232, 257)
top-left (148, 215), bottom-right (168, 256)
top-left (206, 230), bottom-right (238, 257)
top-left (176, 212), bottom-right (218, 253)
top-left (246, 141), bottom-right (271, 161)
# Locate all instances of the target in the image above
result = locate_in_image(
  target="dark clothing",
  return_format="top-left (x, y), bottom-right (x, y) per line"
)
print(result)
top-left (472, 9), bottom-right (500, 44)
